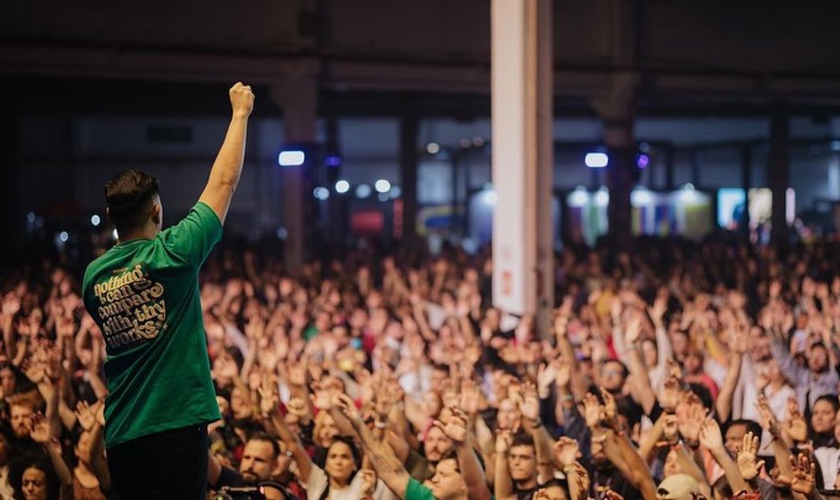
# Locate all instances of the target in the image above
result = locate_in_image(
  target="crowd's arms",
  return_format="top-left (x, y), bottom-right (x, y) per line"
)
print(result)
top-left (435, 406), bottom-right (492, 500)
top-left (30, 413), bottom-right (73, 500)
top-left (699, 417), bottom-right (750, 494)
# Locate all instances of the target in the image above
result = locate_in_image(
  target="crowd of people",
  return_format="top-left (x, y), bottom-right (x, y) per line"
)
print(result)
top-left (1, 235), bottom-right (840, 500)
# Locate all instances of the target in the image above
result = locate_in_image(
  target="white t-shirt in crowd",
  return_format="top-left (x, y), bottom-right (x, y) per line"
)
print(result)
top-left (304, 465), bottom-right (398, 500)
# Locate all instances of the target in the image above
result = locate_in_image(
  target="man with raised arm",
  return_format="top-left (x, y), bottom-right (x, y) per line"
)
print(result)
top-left (82, 82), bottom-right (254, 500)
top-left (334, 393), bottom-right (472, 500)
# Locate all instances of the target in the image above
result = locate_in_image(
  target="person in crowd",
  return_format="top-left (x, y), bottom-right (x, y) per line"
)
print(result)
top-left (6, 221), bottom-right (840, 500)
top-left (80, 82), bottom-right (254, 499)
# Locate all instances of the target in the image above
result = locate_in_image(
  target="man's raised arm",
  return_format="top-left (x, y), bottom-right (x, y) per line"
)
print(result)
top-left (199, 82), bottom-right (254, 224)
top-left (335, 394), bottom-right (411, 500)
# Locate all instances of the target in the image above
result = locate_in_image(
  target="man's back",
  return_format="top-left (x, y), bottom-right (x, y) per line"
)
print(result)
top-left (82, 202), bottom-right (222, 448)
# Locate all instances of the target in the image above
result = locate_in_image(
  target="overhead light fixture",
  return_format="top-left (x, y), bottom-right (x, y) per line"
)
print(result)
top-left (585, 152), bottom-right (609, 168)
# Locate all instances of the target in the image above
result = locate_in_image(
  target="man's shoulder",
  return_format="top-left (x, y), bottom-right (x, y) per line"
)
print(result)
top-left (405, 477), bottom-right (435, 500)
top-left (163, 202), bottom-right (221, 235)
top-left (82, 250), bottom-right (116, 289)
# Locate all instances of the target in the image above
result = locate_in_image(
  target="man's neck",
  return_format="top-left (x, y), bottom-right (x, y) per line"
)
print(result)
top-left (118, 226), bottom-right (157, 243)
top-left (516, 477), bottom-right (539, 491)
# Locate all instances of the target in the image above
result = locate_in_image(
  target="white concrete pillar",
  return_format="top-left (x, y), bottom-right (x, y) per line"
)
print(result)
top-left (491, 0), bottom-right (554, 335)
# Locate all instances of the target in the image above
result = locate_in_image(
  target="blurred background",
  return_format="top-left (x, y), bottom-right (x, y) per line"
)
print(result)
top-left (3, 0), bottom-right (840, 273)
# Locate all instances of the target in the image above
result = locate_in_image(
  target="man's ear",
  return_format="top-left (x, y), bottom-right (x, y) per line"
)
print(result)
top-left (151, 204), bottom-right (161, 225)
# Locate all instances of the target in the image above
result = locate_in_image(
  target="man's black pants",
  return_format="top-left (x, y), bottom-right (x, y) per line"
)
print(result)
top-left (107, 425), bottom-right (208, 500)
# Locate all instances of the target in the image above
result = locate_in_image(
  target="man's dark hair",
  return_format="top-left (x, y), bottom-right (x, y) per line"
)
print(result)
top-left (510, 432), bottom-right (536, 451)
top-left (726, 419), bottom-right (763, 442)
top-left (104, 169), bottom-right (160, 234)
top-left (602, 359), bottom-right (630, 379)
top-left (248, 431), bottom-right (280, 459)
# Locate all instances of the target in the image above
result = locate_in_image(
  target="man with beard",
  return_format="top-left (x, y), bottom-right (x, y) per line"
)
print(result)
top-left (771, 339), bottom-right (839, 418)
top-left (208, 432), bottom-right (297, 500)
top-left (404, 421), bottom-right (455, 482)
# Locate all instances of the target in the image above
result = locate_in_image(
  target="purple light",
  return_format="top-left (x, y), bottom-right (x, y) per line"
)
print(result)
top-left (637, 154), bottom-right (650, 169)
top-left (325, 155), bottom-right (342, 167)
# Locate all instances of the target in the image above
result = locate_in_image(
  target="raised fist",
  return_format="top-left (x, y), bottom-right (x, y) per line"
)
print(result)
top-left (230, 82), bottom-right (255, 118)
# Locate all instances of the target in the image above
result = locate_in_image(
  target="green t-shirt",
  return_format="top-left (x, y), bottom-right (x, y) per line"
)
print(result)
top-left (404, 477), bottom-right (495, 500)
top-left (405, 478), bottom-right (436, 500)
top-left (82, 202), bottom-right (222, 448)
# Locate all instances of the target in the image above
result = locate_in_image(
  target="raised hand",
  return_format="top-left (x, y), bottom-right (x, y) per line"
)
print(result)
top-left (581, 393), bottom-right (605, 429)
top-left (555, 360), bottom-right (571, 389)
top-left (755, 395), bottom-right (780, 439)
top-left (783, 397), bottom-right (808, 443)
top-left (1, 292), bottom-right (20, 317)
top-left (29, 413), bottom-right (51, 444)
top-left (459, 379), bottom-right (482, 418)
top-left (435, 407), bottom-right (468, 444)
top-left (736, 432), bottom-right (765, 480)
top-left (495, 429), bottom-right (512, 455)
top-left (75, 401), bottom-right (96, 431)
top-left (649, 297), bottom-right (667, 325)
top-left (374, 386), bottom-right (395, 420)
top-left (537, 362), bottom-right (557, 395)
top-left (698, 418), bottom-right (724, 452)
top-left (230, 82), bottom-right (255, 118)
top-left (789, 453), bottom-right (816, 496)
top-left (245, 316), bottom-right (265, 341)
top-left (659, 376), bottom-right (681, 413)
top-left (624, 311), bottom-right (643, 344)
top-left (334, 393), bottom-right (361, 423)
top-left (360, 469), bottom-right (377, 496)
top-left (729, 326), bottom-right (749, 354)
top-left (257, 373), bottom-right (279, 416)
top-left (553, 436), bottom-right (581, 468)
top-left (313, 382), bottom-right (335, 411)
top-left (519, 381), bottom-right (541, 423)
top-left (599, 388), bottom-right (620, 431)
top-left (286, 397), bottom-right (310, 422)
top-left (553, 313), bottom-right (569, 339)
top-left (679, 403), bottom-right (706, 446)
